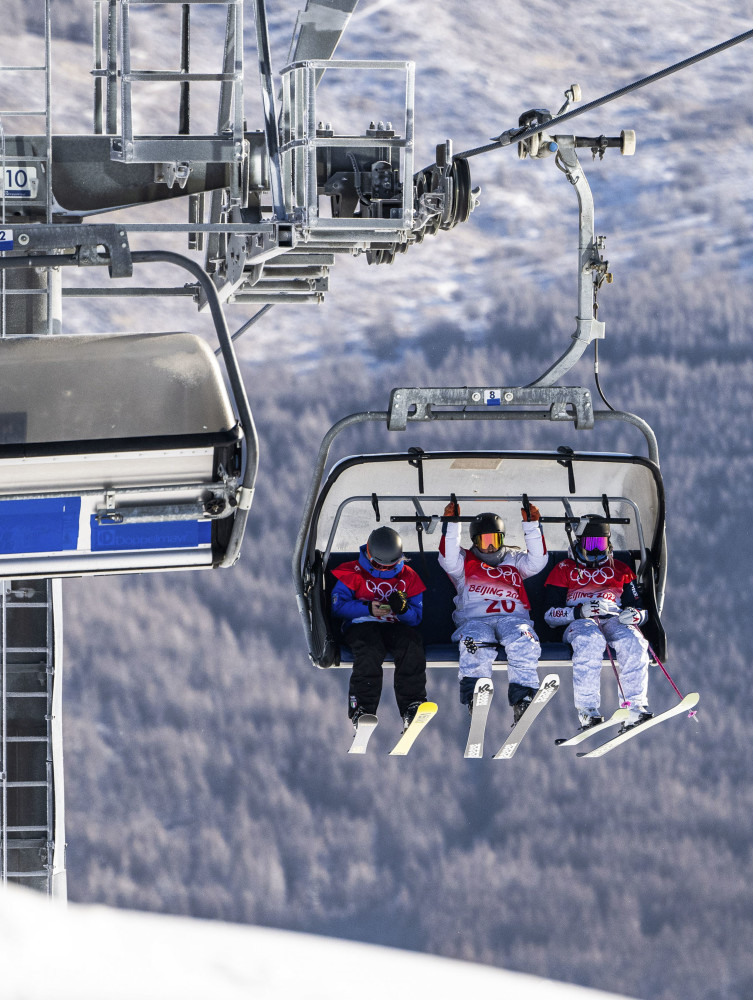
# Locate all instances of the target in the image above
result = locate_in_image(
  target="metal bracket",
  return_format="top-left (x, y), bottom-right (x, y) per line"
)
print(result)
top-left (95, 496), bottom-right (234, 525)
top-left (12, 224), bottom-right (133, 278)
top-left (155, 161), bottom-right (191, 189)
top-left (388, 386), bottom-right (594, 430)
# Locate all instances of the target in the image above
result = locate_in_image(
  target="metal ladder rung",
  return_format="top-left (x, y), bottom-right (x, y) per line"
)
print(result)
top-left (0, 65), bottom-right (47, 72)
top-left (6, 870), bottom-right (50, 878)
top-left (128, 0), bottom-right (240, 4)
top-left (4, 781), bottom-right (49, 788)
top-left (5, 692), bottom-right (48, 699)
top-left (126, 71), bottom-right (239, 83)
top-left (7, 647), bottom-right (50, 654)
top-left (6, 736), bottom-right (48, 743)
top-left (1, 156), bottom-right (48, 165)
top-left (6, 826), bottom-right (49, 833)
top-left (0, 110), bottom-right (47, 118)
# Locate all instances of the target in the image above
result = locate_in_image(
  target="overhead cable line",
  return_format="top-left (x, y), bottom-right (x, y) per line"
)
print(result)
top-left (457, 27), bottom-right (753, 160)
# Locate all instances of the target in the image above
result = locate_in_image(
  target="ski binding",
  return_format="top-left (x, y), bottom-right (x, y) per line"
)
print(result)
top-left (389, 701), bottom-right (438, 756)
top-left (555, 708), bottom-right (631, 747)
top-left (493, 674), bottom-right (560, 760)
top-left (577, 692), bottom-right (700, 758)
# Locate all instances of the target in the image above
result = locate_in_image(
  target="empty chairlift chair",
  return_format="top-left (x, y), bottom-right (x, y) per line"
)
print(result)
top-left (0, 332), bottom-right (247, 578)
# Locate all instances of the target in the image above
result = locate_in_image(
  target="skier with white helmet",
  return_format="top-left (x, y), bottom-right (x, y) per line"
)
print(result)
top-left (331, 526), bottom-right (428, 732)
top-left (439, 499), bottom-right (547, 723)
top-left (543, 515), bottom-right (652, 733)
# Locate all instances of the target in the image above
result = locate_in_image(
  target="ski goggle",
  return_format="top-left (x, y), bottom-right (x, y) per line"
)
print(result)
top-left (474, 531), bottom-right (504, 551)
top-left (579, 535), bottom-right (610, 553)
top-left (367, 547), bottom-right (400, 569)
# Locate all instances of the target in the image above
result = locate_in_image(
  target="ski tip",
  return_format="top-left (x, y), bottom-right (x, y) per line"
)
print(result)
top-left (554, 738), bottom-right (567, 746)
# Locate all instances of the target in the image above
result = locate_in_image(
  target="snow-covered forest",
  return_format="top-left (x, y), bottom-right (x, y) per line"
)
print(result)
top-left (4, 1), bottom-right (753, 998)
top-left (61, 270), bottom-right (753, 1000)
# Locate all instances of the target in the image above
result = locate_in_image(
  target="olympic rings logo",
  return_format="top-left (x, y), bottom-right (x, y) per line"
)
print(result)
top-left (480, 564), bottom-right (521, 583)
top-left (569, 565), bottom-right (614, 586)
top-left (366, 580), bottom-right (396, 599)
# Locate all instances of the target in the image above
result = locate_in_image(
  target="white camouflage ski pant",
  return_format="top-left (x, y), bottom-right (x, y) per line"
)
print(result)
top-left (454, 614), bottom-right (541, 689)
top-left (564, 617), bottom-right (649, 715)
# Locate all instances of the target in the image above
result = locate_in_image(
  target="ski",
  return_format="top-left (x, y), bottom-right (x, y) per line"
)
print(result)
top-left (388, 701), bottom-right (438, 756)
top-left (492, 674), bottom-right (560, 760)
top-left (555, 708), bottom-right (631, 747)
top-left (577, 692), bottom-right (700, 759)
top-left (347, 714), bottom-right (378, 755)
top-left (465, 679), bottom-right (495, 758)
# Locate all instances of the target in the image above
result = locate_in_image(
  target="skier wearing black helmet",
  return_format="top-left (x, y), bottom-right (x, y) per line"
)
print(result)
top-left (439, 498), bottom-right (547, 723)
top-left (544, 515), bottom-right (652, 733)
top-left (331, 526), bottom-right (428, 732)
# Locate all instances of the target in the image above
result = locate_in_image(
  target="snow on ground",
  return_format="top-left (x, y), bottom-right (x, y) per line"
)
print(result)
top-left (1, 884), bottom-right (634, 1000)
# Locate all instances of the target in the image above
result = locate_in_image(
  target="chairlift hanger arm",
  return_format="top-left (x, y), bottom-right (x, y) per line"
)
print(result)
top-left (127, 250), bottom-right (258, 566)
top-left (455, 27), bottom-right (753, 161)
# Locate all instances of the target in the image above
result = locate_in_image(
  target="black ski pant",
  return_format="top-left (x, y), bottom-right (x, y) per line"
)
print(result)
top-left (345, 621), bottom-right (427, 717)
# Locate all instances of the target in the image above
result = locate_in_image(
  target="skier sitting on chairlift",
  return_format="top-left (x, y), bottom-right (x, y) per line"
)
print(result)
top-left (439, 498), bottom-right (547, 724)
top-left (543, 516), bottom-right (653, 734)
top-left (331, 526), bottom-right (428, 733)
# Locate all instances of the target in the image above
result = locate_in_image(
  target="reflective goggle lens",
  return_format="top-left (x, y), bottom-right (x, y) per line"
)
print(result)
top-left (581, 535), bottom-right (609, 552)
top-left (475, 531), bottom-right (503, 551)
top-left (368, 547), bottom-right (399, 569)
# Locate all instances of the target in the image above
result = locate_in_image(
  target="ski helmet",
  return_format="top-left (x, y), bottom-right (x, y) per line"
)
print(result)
top-left (366, 526), bottom-right (403, 568)
top-left (469, 512), bottom-right (505, 556)
top-left (574, 516), bottom-right (612, 566)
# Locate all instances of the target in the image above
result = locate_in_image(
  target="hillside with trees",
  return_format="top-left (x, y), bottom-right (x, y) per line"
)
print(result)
top-left (60, 271), bottom-right (753, 1000)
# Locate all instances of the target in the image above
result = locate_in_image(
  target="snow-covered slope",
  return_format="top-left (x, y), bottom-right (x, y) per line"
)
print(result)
top-left (1, 884), bottom-right (633, 1000)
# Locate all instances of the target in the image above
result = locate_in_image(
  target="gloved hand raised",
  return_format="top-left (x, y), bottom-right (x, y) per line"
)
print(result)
top-left (618, 607), bottom-right (647, 626)
top-left (387, 590), bottom-right (408, 615)
top-left (444, 498), bottom-right (460, 518)
top-left (521, 503), bottom-right (541, 522)
top-left (575, 598), bottom-right (617, 620)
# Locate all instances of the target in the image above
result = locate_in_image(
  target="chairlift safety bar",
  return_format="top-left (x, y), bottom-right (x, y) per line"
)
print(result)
top-left (321, 493), bottom-right (648, 581)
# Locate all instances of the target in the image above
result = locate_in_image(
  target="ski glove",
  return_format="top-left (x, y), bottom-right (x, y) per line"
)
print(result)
top-left (618, 607), bottom-right (647, 626)
top-left (387, 590), bottom-right (408, 615)
top-left (444, 499), bottom-right (460, 519)
top-left (521, 503), bottom-right (541, 522)
top-left (576, 598), bottom-right (617, 620)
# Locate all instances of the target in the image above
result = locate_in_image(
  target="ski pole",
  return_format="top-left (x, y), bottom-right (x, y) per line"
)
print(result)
top-left (594, 618), bottom-right (630, 709)
top-left (620, 622), bottom-right (699, 722)
top-left (645, 635), bottom-right (699, 722)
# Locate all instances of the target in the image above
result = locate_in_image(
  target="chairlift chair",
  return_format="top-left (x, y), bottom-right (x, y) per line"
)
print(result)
top-left (0, 331), bottom-right (250, 578)
top-left (293, 388), bottom-right (667, 670)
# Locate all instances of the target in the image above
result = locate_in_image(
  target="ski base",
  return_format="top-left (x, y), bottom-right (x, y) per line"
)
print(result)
top-left (465, 679), bottom-right (494, 758)
top-left (388, 701), bottom-right (438, 756)
top-left (555, 708), bottom-right (631, 747)
top-left (493, 674), bottom-right (560, 760)
top-left (577, 692), bottom-right (700, 758)
top-left (348, 714), bottom-right (378, 755)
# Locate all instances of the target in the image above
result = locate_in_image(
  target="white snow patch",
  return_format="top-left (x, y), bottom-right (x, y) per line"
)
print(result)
top-left (0, 884), bottom-right (636, 1000)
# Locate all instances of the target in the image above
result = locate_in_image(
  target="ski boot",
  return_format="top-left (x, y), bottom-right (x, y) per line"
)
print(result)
top-left (577, 712), bottom-right (605, 731)
top-left (617, 710), bottom-right (653, 735)
top-left (350, 706), bottom-right (367, 730)
top-left (512, 696), bottom-right (533, 725)
top-left (401, 701), bottom-right (422, 733)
